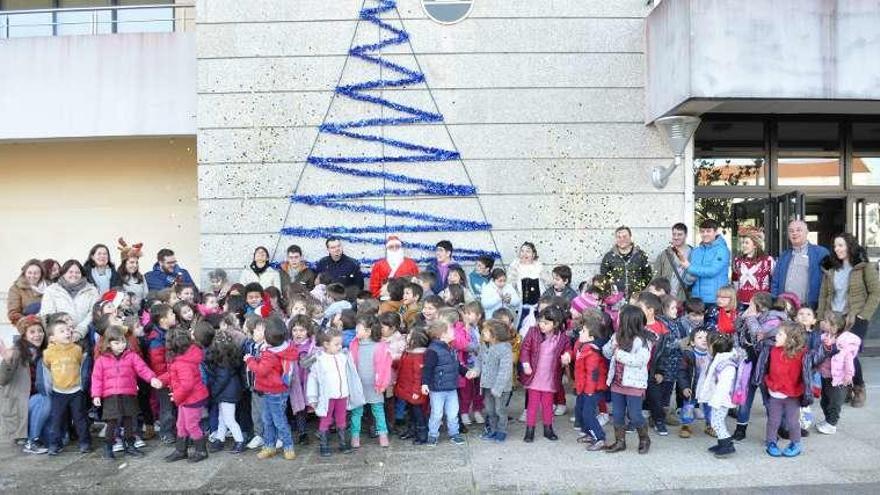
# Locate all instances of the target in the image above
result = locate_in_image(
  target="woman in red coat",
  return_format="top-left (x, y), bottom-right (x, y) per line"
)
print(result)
top-left (394, 326), bottom-right (430, 444)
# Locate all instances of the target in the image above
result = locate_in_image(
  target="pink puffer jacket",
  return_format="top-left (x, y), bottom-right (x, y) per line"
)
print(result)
top-left (830, 332), bottom-right (862, 386)
top-left (91, 349), bottom-right (156, 398)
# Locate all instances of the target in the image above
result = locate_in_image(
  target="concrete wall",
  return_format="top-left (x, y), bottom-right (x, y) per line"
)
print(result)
top-left (196, 0), bottom-right (684, 284)
top-left (0, 32), bottom-right (196, 140)
top-left (646, 0), bottom-right (880, 121)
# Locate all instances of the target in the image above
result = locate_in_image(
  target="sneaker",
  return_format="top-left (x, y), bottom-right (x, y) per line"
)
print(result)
top-left (816, 422), bottom-right (837, 435)
top-left (133, 436), bottom-right (146, 449)
top-left (450, 434), bottom-right (465, 446)
top-left (569, 415), bottom-right (577, 423)
top-left (655, 422), bottom-right (669, 436)
top-left (518, 410), bottom-right (527, 423)
top-left (160, 435), bottom-right (176, 445)
top-left (553, 404), bottom-right (567, 416)
top-left (492, 432), bottom-right (507, 443)
top-left (275, 439), bottom-right (283, 449)
top-left (597, 413), bottom-right (610, 427)
top-left (479, 431), bottom-right (497, 441)
top-left (256, 447), bottom-right (277, 459)
top-left (23, 441), bottom-right (49, 455)
top-left (78, 444), bottom-right (93, 454)
top-left (47, 446), bottom-right (61, 456)
top-left (246, 435), bottom-right (264, 450)
top-left (782, 441), bottom-right (802, 457)
top-left (283, 448), bottom-right (296, 460)
top-left (473, 411), bottom-right (485, 424)
top-left (426, 436), bottom-right (438, 447)
top-left (766, 441), bottom-right (782, 457)
top-left (586, 440), bottom-right (605, 452)
top-left (704, 425), bottom-right (717, 438)
top-left (460, 413), bottom-right (472, 426)
top-left (113, 438), bottom-right (124, 452)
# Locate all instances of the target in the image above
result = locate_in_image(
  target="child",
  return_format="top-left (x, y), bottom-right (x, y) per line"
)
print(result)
top-left (602, 305), bottom-right (654, 454)
top-left (696, 333), bottom-right (741, 458)
top-left (469, 255), bottom-right (494, 301)
top-left (646, 277), bottom-right (671, 298)
top-left (421, 295), bottom-right (445, 325)
top-left (241, 314), bottom-right (266, 449)
top-left (378, 312), bottom-right (406, 430)
top-left (307, 330), bottom-right (363, 457)
top-left (466, 319), bottom-right (513, 442)
top-left (198, 293), bottom-right (221, 317)
top-left (349, 314), bottom-right (393, 448)
top-left (400, 282), bottom-right (424, 329)
top-left (754, 322), bottom-right (814, 457)
top-left (637, 292), bottom-right (675, 436)
top-left (288, 315), bottom-right (317, 445)
top-left (677, 326), bottom-right (713, 439)
top-left (541, 265), bottom-right (578, 302)
top-left (457, 302), bottom-right (485, 426)
top-left (440, 266), bottom-right (475, 303)
top-left (164, 323), bottom-right (212, 463)
top-left (43, 315), bottom-right (92, 455)
top-left (519, 306), bottom-right (570, 442)
top-left (244, 283), bottom-right (272, 318)
top-left (1, 315), bottom-right (50, 454)
top-left (706, 286), bottom-right (737, 335)
top-left (91, 325), bottom-right (163, 459)
top-left (205, 330), bottom-right (245, 454)
top-left (415, 272), bottom-right (437, 298)
top-left (677, 297), bottom-right (707, 336)
top-left (244, 316), bottom-right (299, 460)
top-left (573, 313), bottom-right (609, 451)
top-left (173, 301), bottom-right (197, 330)
top-left (481, 268), bottom-right (522, 323)
top-left (815, 312), bottom-right (860, 435)
top-left (145, 303), bottom-right (177, 444)
top-left (422, 317), bottom-right (468, 446)
top-left (338, 309), bottom-right (358, 348)
top-left (394, 325), bottom-right (430, 444)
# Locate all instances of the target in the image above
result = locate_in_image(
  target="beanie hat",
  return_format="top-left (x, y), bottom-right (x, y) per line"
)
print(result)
top-left (15, 314), bottom-right (44, 335)
top-left (323, 300), bottom-right (352, 321)
top-left (570, 295), bottom-right (589, 314)
top-left (778, 292), bottom-right (802, 312)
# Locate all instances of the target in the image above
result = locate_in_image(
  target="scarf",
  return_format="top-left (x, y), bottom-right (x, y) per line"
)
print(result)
top-left (58, 277), bottom-right (88, 298)
top-left (250, 261), bottom-right (269, 276)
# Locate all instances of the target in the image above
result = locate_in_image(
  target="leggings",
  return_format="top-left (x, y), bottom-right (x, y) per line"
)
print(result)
top-left (216, 401), bottom-right (244, 442)
top-left (710, 407), bottom-right (730, 440)
top-left (176, 405), bottom-right (204, 440)
top-left (766, 396), bottom-right (800, 444)
top-left (526, 389), bottom-right (554, 427)
top-left (351, 403), bottom-right (388, 436)
top-left (458, 379), bottom-right (484, 414)
top-left (319, 398), bottom-right (347, 432)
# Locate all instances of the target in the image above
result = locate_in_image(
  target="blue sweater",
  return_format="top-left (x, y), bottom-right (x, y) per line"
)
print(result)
top-left (686, 235), bottom-right (731, 304)
top-left (770, 243), bottom-right (830, 308)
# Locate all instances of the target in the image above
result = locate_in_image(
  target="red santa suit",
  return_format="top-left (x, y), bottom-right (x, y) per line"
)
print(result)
top-left (369, 236), bottom-right (420, 298)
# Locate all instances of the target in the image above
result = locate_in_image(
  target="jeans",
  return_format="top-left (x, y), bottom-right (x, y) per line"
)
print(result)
top-left (526, 389), bottom-right (554, 427)
top-left (766, 396), bottom-right (800, 444)
top-left (351, 403), bottom-right (388, 437)
top-left (156, 388), bottom-right (176, 439)
top-left (261, 392), bottom-right (293, 449)
top-left (176, 404), bottom-right (204, 440)
top-left (28, 394), bottom-right (51, 443)
top-left (576, 393), bottom-right (606, 441)
top-left (428, 390), bottom-right (459, 438)
top-left (646, 380), bottom-right (674, 423)
top-left (610, 391), bottom-right (645, 428)
top-left (395, 398), bottom-right (407, 421)
top-left (820, 378), bottom-right (846, 426)
top-left (216, 401), bottom-right (244, 443)
top-left (483, 389), bottom-right (511, 435)
top-left (49, 391), bottom-right (90, 449)
top-left (736, 382), bottom-right (769, 425)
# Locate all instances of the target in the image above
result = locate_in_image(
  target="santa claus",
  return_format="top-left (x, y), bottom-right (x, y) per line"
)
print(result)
top-left (368, 235), bottom-right (420, 299)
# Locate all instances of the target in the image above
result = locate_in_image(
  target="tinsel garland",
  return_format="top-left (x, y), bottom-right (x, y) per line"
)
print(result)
top-left (279, 0), bottom-right (499, 266)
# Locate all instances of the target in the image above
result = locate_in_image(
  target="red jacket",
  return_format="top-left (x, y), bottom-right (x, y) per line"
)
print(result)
top-left (574, 341), bottom-right (608, 395)
top-left (394, 350), bottom-right (427, 405)
top-left (765, 346), bottom-right (806, 398)
top-left (145, 325), bottom-right (170, 383)
top-left (245, 342), bottom-right (299, 395)
top-left (368, 258), bottom-right (420, 298)
top-left (518, 326), bottom-right (570, 388)
top-left (91, 349), bottom-right (156, 398)
top-left (168, 345), bottom-right (209, 406)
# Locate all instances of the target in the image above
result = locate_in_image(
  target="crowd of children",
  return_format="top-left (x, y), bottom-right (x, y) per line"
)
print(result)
top-left (0, 238), bottom-right (868, 464)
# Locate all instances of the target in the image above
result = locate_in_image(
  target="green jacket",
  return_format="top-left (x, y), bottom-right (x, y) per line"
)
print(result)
top-left (817, 258), bottom-right (880, 321)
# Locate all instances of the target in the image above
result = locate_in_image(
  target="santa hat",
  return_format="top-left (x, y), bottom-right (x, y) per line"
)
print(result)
top-left (386, 235), bottom-right (402, 247)
top-left (117, 237), bottom-right (143, 260)
top-left (101, 289), bottom-right (126, 308)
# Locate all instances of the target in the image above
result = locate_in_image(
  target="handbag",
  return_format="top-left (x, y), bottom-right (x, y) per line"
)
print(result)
top-left (665, 248), bottom-right (691, 298)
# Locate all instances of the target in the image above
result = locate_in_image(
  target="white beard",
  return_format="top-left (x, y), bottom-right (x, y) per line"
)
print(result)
top-left (386, 249), bottom-right (405, 273)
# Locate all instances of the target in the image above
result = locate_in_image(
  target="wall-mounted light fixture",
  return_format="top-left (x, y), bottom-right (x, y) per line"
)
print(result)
top-left (652, 115), bottom-right (701, 188)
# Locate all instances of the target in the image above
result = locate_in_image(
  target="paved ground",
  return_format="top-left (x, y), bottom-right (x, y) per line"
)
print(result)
top-left (1, 358), bottom-right (879, 494)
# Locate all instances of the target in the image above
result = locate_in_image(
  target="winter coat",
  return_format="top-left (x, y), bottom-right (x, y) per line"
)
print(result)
top-left (472, 342), bottom-right (513, 397)
top-left (7, 277), bottom-right (45, 325)
top-left (481, 282), bottom-right (522, 322)
top-left (752, 339), bottom-right (823, 406)
top-left (519, 327), bottom-right (571, 388)
top-left (574, 341), bottom-right (608, 395)
top-left (653, 245), bottom-right (692, 300)
top-left (450, 322), bottom-right (479, 387)
top-left (349, 338), bottom-right (393, 393)
top-left (677, 346), bottom-right (709, 394)
top-left (599, 245), bottom-right (652, 297)
top-left (603, 334), bottom-right (652, 390)
top-left (771, 243), bottom-right (830, 308)
top-left (649, 328), bottom-right (680, 383)
top-left (0, 349), bottom-right (32, 441)
top-left (507, 260), bottom-right (548, 306)
top-left (817, 255), bottom-right (880, 322)
top-left (468, 271), bottom-right (491, 301)
top-left (368, 258), bottom-right (420, 298)
top-left (145, 326), bottom-right (170, 383)
top-left (306, 350), bottom-right (365, 416)
top-left (685, 235), bottom-right (731, 304)
top-left (144, 262), bottom-right (197, 292)
top-left (394, 349), bottom-right (427, 405)
top-left (732, 255), bottom-right (775, 305)
top-left (740, 310), bottom-right (787, 361)
top-left (696, 349), bottom-right (743, 409)
top-left (825, 331), bottom-right (862, 386)
top-left (315, 254), bottom-right (364, 289)
top-left (206, 363), bottom-right (243, 404)
top-left (167, 345), bottom-right (209, 406)
top-left (239, 266), bottom-right (281, 290)
top-left (245, 342), bottom-right (299, 395)
top-left (278, 262), bottom-right (317, 292)
top-left (91, 349), bottom-right (155, 398)
top-left (540, 285), bottom-right (578, 303)
top-left (39, 282), bottom-right (99, 339)
top-left (424, 259), bottom-right (463, 294)
top-left (422, 340), bottom-right (463, 392)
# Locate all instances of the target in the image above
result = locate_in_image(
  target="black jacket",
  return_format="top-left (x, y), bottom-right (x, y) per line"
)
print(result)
top-left (206, 363), bottom-right (243, 404)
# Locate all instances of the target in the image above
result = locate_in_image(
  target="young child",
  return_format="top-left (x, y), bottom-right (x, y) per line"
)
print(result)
top-left (1, 315), bottom-right (50, 454)
top-left (469, 255), bottom-right (494, 301)
top-left (415, 272), bottom-right (437, 298)
top-left (677, 298), bottom-right (707, 336)
top-left (164, 323), bottom-right (212, 463)
top-left (706, 286), bottom-right (737, 335)
top-left (603, 305), bottom-right (654, 454)
top-left (378, 312), bottom-right (407, 431)
top-left (395, 325), bottom-right (430, 444)
top-left (43, 315), bottom-right (92, 455)
top-left (677, 326), bottom-right (713, 439)
top-left (542, 265), bottom-right (578, 302)
top-left (422, 315), bottom-right (468, 446)
top-left (481, 268), bottom-right (522, 324)
top-left (338, 309), bottom-right (358, 348)
top-left (400, 282), bottom-right (424, 329)
top-left (173, 301), bottom-right (197, 331)
top-left (573, 313), bottom-right (609, 451)
top-left (696, 333), bottom-right (741, 458)
top-left (307, 330), bottom-right (363, 457)
top-left (637, 292), bottom-right (675, 437)
top-left (288, 315), bottom-right (317, 445)
top-left (204, 330), bottom-right (245, 454)
top-left (457, 302), bottom-right (485, 426)
top-left (198, 293), bottom-right (221, 318)
top-left (244, 283), bottom-right (272, 318)
top-left (466, 319), bottom-right (513, 442)
top-left (91, 325), bottom-right (163, 459)
top-left (244, 316), bottom-right (299, 461)
top-left (240, 315), bottom-right (266, 450)
top-left (421, 295), bottom-right (445, 325)
top-left (440, 267), bottom-right (475, 304)
top-left (815, 312), bottom-right (860, 435)
top-left (145, 303), bottom-right (177, 444)
top-left (754, 322), bottom-right (814, 457)
top-left (349, 314), bottom-right (393, 448)
top-left (519, 306), bottom-right (570, 442)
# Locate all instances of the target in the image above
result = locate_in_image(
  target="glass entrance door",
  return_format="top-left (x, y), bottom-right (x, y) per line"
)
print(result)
top-left (853, 197), bottom-right (880, 262)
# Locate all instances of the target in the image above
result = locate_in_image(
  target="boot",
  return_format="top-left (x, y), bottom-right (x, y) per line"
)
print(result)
top-left (102, 443), bottom-right (115, 460)
top-left (208, 439), bottom-right (225, 452)
top-left (543, 425), bottom-right (558, 441)
top-left (679, 424), bottom-right (692, 438)
top-left (187, 437), bottom-right (208, 463)
top-left (637, 425), bottom-right (651, 454)
top-left (604, 426), bottom-right (626, 453)
top-left (708, 439), bottom-right (722, 453)
top-left (297, 432), bottom-right (310, 446)
top-left (318, 432), bottom-right (331, 458)
top-left (337, 430), bottom-right (353, 454)
top-left (164, 437), bottom-right (188, 463)
top-left (412, 425), bottom-right (428, 445)
top-left (230, 442), bottom-right (245, 454)
top-left (714, 437), bottom-right (736, 458)
top-left (852, 384), bottom-right (866, 408)
top-left (523, 426), bottom-right (535, 443)
top-left (123, 438), bottom-right (145, 458)
top-left (143, 424), bottom-right (156, 441)
top-left (732, 424), bottom-right (747, 442)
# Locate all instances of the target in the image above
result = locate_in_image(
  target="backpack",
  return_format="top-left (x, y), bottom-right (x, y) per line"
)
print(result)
top-left (731, 360), bottom-right (752, 406)
top-left (280, 353), bottom-right (298, 389)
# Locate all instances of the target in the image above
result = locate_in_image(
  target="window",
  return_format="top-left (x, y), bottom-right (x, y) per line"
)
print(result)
top-left (695, 157), bottom-right (765, 187)
top-left (777, 121), bottom-right (841, 187)
top-left (1, 0), bottom-right (53, 38)
top-left (57, 0), bottom-right (111, 36)
top-left (116, 0), bottom-right (174, 33)
top-left (694, 120), bottom-right (766, 187)
top-left (852, 122), bottom-right (880, 187)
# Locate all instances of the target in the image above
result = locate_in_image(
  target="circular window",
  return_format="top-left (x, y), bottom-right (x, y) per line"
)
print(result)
top-left (421, 0), bottom-right (474, 25)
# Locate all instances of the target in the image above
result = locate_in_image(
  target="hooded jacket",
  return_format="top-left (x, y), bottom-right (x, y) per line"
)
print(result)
top-left (685, 235), bottom-right (731, 304)
top-left (91, 349), bottom-right (156, 398)
top-left (167, 345), bottom-right (209, 406)
top-left (145, 262), bottom-right (196, 292)
top-left (245, 341), bottom-right (299, 395)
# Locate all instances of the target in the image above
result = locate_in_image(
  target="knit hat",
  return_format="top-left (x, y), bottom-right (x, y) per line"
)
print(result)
top-left (323, 300), bottom-right (352, 321)
top-left (15, 314), bottom-right (43, 335)
top-left (571, 294), bottom-right (589, 314)
top-left (117, 237), bottom-right (143, 260)
top-left (778, 292), bottom-right (802, 312)
top-left (386, 235), bottom-right (402, 247)
top-left (101, 289), bottom-right (126, 308)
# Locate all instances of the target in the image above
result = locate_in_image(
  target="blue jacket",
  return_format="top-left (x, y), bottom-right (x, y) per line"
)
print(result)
top-left (145, 262), bottom-right (196, 292)
top-left (422, 340), bottom-right (464, 392)
top-left (686, 235), bottom-right (730, 304)
top-left (770, 243), bottom-right (830, 308)
top-left (206, 363), bottom-right (243, 404)
top-left (468, 271), bottom-right (490, 301)
top-left (424, 260), bottom-right (463, 294)
top-left (315, 254), bottom-right (363, 289)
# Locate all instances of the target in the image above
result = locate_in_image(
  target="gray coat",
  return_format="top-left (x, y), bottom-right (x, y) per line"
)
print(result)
top-left (472, 342), bottom-right (513, 397)
top-left (306, 349), bottom-right (365, 416)
top-left (0, 350), bottom-right (30, 441)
